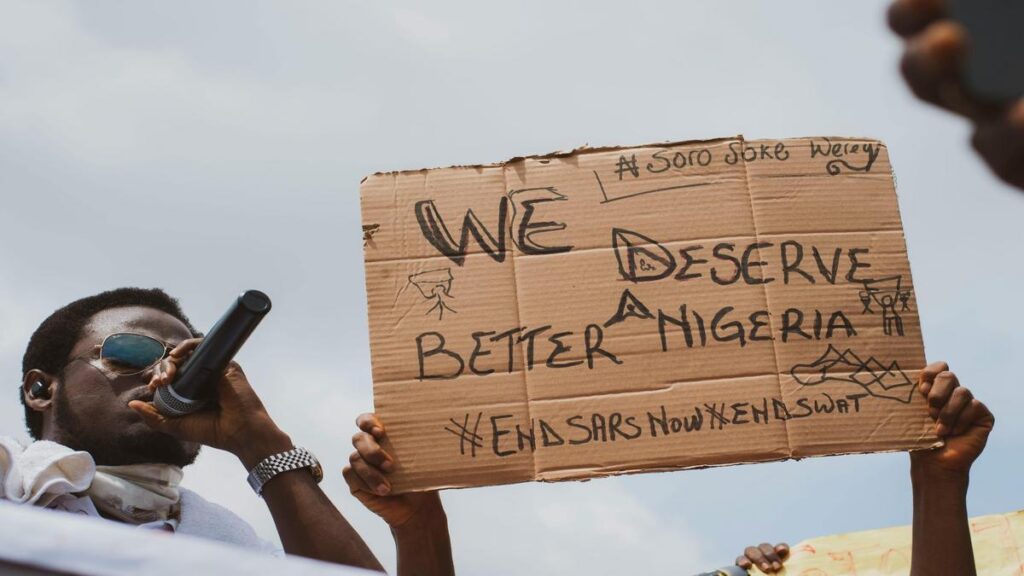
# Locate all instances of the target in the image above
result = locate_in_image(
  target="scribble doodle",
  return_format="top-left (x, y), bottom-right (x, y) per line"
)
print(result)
top-left (611, 228), bottom-right (675, 282)
top-left (444, 412), bottom-right (483, 457)
top-left (593, 170), bottom-right (713, 204)
top-left (408, 268), bottom-right (457, 320)
top-left (825, 159), bottom-right (871, 176)
top-left (858, 275), bottom-right (911, 336)
top-left (791, 345), bottom-right (914, 403)
top-left (362, 224), bottom-right (380, 247)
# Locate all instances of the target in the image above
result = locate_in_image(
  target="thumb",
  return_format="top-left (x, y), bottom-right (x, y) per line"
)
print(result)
top-left (128, 400), bottom-right (183, 436)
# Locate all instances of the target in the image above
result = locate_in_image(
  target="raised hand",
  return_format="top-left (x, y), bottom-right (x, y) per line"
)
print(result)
top-left (911, 361), bottom-right (995, 478)
top-left (343, 413), bottom-right (444, 528)
top-left (736, 542), bottom-right (790, 574)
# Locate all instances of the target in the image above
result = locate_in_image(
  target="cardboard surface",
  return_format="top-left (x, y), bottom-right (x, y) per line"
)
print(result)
top-left (361, 136), bottom-right (937, 493)
top-left (747, 509), bottom-right (1024, 575)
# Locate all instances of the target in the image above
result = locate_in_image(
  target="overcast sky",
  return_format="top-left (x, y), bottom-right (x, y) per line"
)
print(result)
top-left (1, 1), bottom-right (1022, 574)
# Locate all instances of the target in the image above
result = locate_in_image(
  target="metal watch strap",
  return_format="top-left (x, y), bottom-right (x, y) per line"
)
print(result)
top-left (246, 446), bottom-right (323, 496)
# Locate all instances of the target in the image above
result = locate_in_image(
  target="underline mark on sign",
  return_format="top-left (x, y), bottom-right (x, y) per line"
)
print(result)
top-left (593, 171), bottom-right (713, 204)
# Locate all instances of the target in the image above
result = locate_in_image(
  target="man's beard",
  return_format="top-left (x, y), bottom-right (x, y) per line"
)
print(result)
top-left (52, 384), bottom-right (201, 467)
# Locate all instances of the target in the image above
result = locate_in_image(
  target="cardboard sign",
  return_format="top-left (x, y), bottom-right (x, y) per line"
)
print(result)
top-left (748, 510), bottom-right (1024, 575)
top-left (360, 136), bottom-right (938, 493)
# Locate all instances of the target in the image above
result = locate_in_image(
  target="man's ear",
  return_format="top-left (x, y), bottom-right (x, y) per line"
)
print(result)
top-left (22, 369), bottom-right (56, 411)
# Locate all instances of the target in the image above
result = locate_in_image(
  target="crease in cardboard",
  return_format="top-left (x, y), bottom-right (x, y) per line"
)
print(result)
top-left (861, 411), bottom-right (900, 445)
top-left (733, 135), bottom-right (798, 461)
top-left (365, 227), bottom-right (910, 267)
top-left (536, 454), bottom-right (796, 482)
top-left (499, 160), bottom-right (542, 482)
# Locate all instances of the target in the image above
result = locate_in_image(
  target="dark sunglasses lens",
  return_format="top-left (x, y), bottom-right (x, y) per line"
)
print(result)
top-left (101, 334), bottom-right (165, 372)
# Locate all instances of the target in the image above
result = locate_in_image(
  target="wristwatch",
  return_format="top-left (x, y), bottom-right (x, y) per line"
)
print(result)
top-left (246, 446), bottom-right (324, 496)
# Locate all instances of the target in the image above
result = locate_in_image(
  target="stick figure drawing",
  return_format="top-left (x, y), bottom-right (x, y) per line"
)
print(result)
top-left (859, 275), bottom-right (912, 337)
top-left (408, 268), bottom-right (457, 321)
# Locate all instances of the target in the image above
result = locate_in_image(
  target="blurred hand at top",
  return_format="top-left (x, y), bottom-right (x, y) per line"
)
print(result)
top-left (889, 0), bottom-right (1024, 190)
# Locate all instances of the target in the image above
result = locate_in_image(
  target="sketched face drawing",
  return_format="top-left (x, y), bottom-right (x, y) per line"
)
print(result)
top-left (407, 268), bottom-right (458, 320)
top-left (409, 269), bottom-right (453, 300)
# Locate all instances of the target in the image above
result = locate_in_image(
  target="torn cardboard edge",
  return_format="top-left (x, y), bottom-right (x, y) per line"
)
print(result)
top-left (360, 134), bottom-right (886, 181)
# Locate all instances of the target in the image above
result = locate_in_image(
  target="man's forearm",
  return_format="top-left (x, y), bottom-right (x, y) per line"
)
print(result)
top-left (392, 501), bottom-right (454, 576)
top-left (910, 462), bottom-right (975, 576)
top-left (239, 431), bottom-right (384, 571)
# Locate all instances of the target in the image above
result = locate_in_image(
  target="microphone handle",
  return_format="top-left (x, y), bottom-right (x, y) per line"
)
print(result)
top-left (154, 290), bottom-right (271, 416)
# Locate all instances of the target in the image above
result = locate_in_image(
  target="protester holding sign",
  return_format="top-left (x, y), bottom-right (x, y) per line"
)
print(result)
top-left (733, 362), bottom-right (993, 575)
top-left (909, 362), bottom-right (994, 575)
top-left (347, 361), bottom-right (991, 575)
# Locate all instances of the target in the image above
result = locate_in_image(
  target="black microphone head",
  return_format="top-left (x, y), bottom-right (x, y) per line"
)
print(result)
top-left (239, 290), bottom-right (272, 314)
top-left (154, 384), bottom-right (209, 417)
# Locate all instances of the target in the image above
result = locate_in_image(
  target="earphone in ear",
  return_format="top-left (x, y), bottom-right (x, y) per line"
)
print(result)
top-left (30, 380), bottom-right (51, 400)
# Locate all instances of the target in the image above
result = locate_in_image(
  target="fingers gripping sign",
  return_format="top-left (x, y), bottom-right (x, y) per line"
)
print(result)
top-left (736, 542), bottom-right (790, 574)
top-left (913, 361), bottom-right (995, 476)
top-left (343, 413), bottom-right (444, 529)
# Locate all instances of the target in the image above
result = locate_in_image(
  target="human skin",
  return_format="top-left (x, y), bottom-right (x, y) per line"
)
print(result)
top-left (908, 361), bottom-right (994, 576)
top-left (345, 413), bottom-right (455, 576)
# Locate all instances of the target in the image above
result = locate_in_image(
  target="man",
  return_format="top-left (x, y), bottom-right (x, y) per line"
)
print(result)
top-left (346, 361), bottom-right (992, 575)
top-left (6, 288), bottom-right (384, 569)
top-left (734, 362), bottom-right (994, 575)
top-left (889, 0), bottom-right (1024, 191)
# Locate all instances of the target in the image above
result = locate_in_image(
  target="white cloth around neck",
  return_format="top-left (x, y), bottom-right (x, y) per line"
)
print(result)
top-left (0, 436), bottom-right (94, 507)
top-left (0, 436), bottom-right (183, 523)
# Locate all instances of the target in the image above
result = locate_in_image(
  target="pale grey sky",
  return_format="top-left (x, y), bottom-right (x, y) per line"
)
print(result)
top-left (1, 1), bottom-right (1021, 574)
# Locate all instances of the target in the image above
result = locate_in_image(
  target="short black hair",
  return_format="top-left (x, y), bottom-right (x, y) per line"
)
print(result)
top-left (20, 288), bottom-right (199, 439)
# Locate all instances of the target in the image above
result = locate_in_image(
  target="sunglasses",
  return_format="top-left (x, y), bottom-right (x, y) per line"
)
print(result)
top-left (77, 333), bottom-right (176, 377)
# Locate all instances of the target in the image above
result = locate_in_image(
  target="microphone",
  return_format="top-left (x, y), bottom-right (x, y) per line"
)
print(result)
top-left (154, 290), bottom-right (272, 417)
